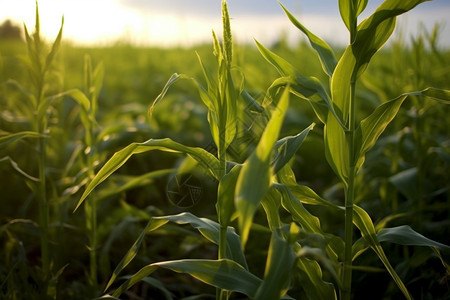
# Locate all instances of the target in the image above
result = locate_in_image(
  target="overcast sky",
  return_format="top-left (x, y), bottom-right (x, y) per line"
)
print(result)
top-left (1, 0), bottom-right (449, 47)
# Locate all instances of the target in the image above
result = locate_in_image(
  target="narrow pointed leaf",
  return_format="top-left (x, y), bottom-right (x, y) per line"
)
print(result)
top-left (112, 260), bottom-right (263, 297)
top-left (217, 164), bottom-right (242, 227)
top-left (378, 225), bottom-right (450, 252)
top-left (254, 228), bottom-right (296, 300)
top-left (235, 87), bottom-right (289, 246)
top-left (45, 16), bottom-right (64, 71)
top-left (152, 213), bottom-right (248, 269)
top-left (157, 259), bottom-right (261, 296)
top-left (255, 40), bottom-right (296, 76)
top-left (296, 255), bottom-right (338, 300)
top-left (0, 156), bottom-right (39, 182)
top-left (277, 166), bottom-right (342, 210)
top-left (276, 184), bottom-right (322, 234)
top-left (105, 221), bottom-right (151, 290)
top-left (332, 0), bottom-right (430, 124)
top-left (355, 87), bottom-right (450, 171)
top-left (324, 114), bottom-right (349, 187)
top-left (111, 265), bottom-right (159, 297)
top-left (148, 73), bottom-right (184, 118)
top-left (261, 187), bottom-right (283, 230)
top-left (76, 138), bottom-right (220, 211)
top-left (0, 131), bottom-right (42, 148)
top-left (272, 123), bottom-right (315, 173)
top-left (353, 205), bottom-right (412, 300)
top-left (280, 3), bottom-right (337, 77)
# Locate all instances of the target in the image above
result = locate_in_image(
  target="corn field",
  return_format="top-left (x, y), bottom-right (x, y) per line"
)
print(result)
top-left (1, 1), bottom-right (450, 299)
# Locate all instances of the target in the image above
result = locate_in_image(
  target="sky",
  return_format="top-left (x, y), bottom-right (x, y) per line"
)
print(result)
top-left (1, 0), bottom-right (449, 48)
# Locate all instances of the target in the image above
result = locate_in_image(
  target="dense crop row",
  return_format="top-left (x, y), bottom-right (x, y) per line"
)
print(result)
top-left (1, 1), bottom-right (450, 299)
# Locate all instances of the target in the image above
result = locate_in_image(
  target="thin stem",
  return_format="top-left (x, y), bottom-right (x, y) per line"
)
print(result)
top-left (38, 128), bottom-right (49, 277)
top-left (341, 80), bottom-right (357, 300)
top-left (35, 76), bottom-right (50, 279)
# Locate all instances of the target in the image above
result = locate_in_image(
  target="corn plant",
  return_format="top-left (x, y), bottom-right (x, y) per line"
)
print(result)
top-left (254, 0), bottom-right (450, 299)
top-left (0, 3), bottom-right (64, 294)
top-left (73, 1), bottom-right (450, 299)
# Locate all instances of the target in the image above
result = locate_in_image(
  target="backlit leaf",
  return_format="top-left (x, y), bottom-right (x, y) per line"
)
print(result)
top-left (152, 213), bottom-right (247, 269)
top-left (280, 3), bottom-right (337, 77)
top-left (76, 138), bottom-right (220, 211)
top-left (353, 205), bottom-right (412, 300)
top-left (254, 228), bottom-right (296, 300)
top-left (355, 87), bottom-right (450, 171)
top-left (235, 86), bottom-right (289, 247)
top-left (111, 259), bottom-right (261, 298)
top-left (217, 164), bottom-right (241, 227)
top-left (272, 123), bottom-right (315, 174)
top-left (378, 225), bottom-right (450, 252)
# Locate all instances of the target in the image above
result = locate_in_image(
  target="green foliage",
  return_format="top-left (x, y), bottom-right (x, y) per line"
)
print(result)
top-left (1, 0), bottom-right (449, 299)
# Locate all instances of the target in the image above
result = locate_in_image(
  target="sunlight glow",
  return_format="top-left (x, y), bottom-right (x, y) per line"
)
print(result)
top-left (0, 0), bottom-right (449, 47)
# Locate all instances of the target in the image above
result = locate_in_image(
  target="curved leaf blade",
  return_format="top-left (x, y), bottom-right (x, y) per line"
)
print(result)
top-left (235, 87), bottom-right (289, 247)
top-left (378, 225), bottom-right (450, 252)
top-left (76, 138), bottom-right (220, 211)
top-left (153, 212), bottom-right (248, 269)
top-left (353, 205), bottom-right (412, 300)
top-left (355, 87), bottom-right (450, 171)
top-left (272, 123), bottom-right (315, 174)
top-left (254, 228), bottom-right (296, 300)
top-left (280, 3), bottom-right (337, 77)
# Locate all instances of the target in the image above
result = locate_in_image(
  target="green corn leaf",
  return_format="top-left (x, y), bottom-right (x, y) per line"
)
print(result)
top-left (255, 39), bottom-right (296, 76)
top-left (279, 3), bottom-right (337, 77)
top-left (158, 259), bottom-right (260, 296)
top-left (261, 187), bottom-right (283, 230)
top-left (76, 138), bottom-right (220, 211)
top-left (111, 264), bottom-right (159, 297)
top-left (2, 79), bottom-right (37, 108)
top-left (355, 93), bottom-right (407, 171)
top-left (272, 123), bottom-right (315, 174)
top-left (217, 164), bottom-right (242, 227)
top-left (152, 212), bottom-right (248, 269)
top-left (44, 15), bottom-right (63, 71)
top-left (0, 156), bottom-right (39, 182)
top-left (254, 228), bottom-right (296, 300)
top-left (256, 39), bottom-right (343, 127)
top-left (148, 73), bottom-right (184, 118)
top-left (378, 225), bottom-right (450, 253)
top-left (277, 183), bottom-right (342, 263)
top-left (94, 169), bottom-right (175, 202)
top-left (276, 184), bottom-right (322, 235)
top-left (324, 114), bottom-right (349, 187)
top-left (353, 205), bottom-right (412, 300)
top-left (277, 166), bottom-right (342, 211)
top-left (389, 168), bottom-right (418, 202)
top-left (356, 0), bottom-right (369, 16)
top-left (353, 0), bottom-right (430, 76)
top-left (241, 90), bottom-right (264, 113)
top-left (112, 259), bottom-right (261, 298)
top-left (355, 87), bottom-right (450, 171)
top-left (37, 89), bottom-right (92, 129)
top-left (0, 131), bottom-right (42, 148)
top-left (332, 0), bottom-right (430, 125)
top-left (105, 221), bottom-right (151, 290)
top-left (60, 89), bottom-right (91, 111)
top-left (339, 0), bottom-right (367, 39)
top-left (296, 254), bottom-right (338, 300)
top-left (235, 86), bottom-right (290, 247)
top-left (91, 60), bottom-right (105, 116)
top-left (107, 212), bottom-right (248, 292)
top-left (296, 246), bottom-right (341, 292)
top-left (196, 52), bottom-right (218, 111)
